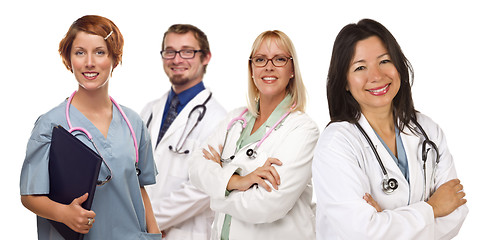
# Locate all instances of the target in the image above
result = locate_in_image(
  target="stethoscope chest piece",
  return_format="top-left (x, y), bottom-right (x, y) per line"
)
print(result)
top-left (246, 148), bottom-right (257, 159)
top-left (135, 164), bottom-right (141, 176)
top-left (382, 178), bottom-right (398, 194)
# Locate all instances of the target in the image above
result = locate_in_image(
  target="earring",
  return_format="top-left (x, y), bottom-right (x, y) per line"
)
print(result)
top-left (290, 74), bottom-right (294, 78)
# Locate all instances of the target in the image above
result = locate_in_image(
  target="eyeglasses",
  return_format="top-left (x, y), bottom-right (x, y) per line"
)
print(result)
top-left (161, 49), bottom-right (203, 59)
top-left (249, 55), bottom-right (293, 67)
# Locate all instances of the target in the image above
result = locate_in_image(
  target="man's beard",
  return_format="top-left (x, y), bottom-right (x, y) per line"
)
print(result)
top-left (170, 75), bottom-right (191, 87)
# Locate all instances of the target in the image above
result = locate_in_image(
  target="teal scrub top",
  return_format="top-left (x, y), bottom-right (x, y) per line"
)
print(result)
top-left (20, 99), bottom-right (161, 240)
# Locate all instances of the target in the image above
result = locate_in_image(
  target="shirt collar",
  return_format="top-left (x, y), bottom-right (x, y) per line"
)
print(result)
top-left (169, 81), bottom-right (205, 107)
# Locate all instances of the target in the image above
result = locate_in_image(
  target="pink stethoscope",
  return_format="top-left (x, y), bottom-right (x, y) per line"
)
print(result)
top-left (220, 103), bottom-right (296, 163)
top-left (65, 91), bottom-right (140, 185)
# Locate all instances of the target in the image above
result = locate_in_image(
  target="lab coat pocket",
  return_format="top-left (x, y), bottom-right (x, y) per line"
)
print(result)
top-left (168, 139), bottom-right (197, 178)
top-left (139, 232), bottom-right (162, 240)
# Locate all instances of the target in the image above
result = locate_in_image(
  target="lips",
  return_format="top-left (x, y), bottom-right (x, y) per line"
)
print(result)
top-left (262, 76), bottom-right (278, 83)
top-left (170, 65), bottom-right (188, 74)
top-left (367, 84), bottom-right (390, 96)
top-left (83, 72), bottom-right (99, 80)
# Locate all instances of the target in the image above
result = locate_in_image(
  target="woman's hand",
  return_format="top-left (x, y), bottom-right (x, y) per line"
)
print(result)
top-left (427, 178), bottom-right (467, 218)
top-left (59, 193), bottom-right (96, 234)
top-left (202, 144), bottom-right (223, 167)
top-left (227, 158), bottom-right (282, 192)
top-left (21, 193), bottom-right (96, 234)
top-left (363, 193), bottom-right (383, 212)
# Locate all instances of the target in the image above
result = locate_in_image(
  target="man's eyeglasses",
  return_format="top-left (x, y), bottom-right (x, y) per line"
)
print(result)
top-left (249, 55), bottom-right (293, 67)
top-left (161, 49), bottom-right (202, 59)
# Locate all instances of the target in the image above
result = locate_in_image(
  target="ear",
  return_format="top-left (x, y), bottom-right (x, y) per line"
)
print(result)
top-left (202, 51), bottom-right (211, 66)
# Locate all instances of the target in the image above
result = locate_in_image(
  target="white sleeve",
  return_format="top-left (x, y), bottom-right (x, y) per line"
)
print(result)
top-left (151, 181), bottom-right (211, 230)
top-left (191, 117), bottom-right (319, 224)
top-left (189, 112), bottom-right (240, 200)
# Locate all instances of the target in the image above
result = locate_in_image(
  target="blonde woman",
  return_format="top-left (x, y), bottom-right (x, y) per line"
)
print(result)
top-left (189, 30), bottom-right (319, 240)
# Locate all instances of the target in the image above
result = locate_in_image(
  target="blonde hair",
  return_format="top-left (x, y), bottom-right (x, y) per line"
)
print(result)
top-left (247, 30), bottom-right (306, 116)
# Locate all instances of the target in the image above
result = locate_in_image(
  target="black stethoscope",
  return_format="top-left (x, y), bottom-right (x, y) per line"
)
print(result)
top-left (355, 119), bottom-right (439, 196)
top-left (146, 92), bottom-right (212, 154)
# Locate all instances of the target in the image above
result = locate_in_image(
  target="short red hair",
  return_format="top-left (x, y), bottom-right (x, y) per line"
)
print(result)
top-left (59, 15), bottom-right (124, 72)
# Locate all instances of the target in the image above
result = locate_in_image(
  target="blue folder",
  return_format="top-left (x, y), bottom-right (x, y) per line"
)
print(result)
top-left (48, 125), bottom-right (102, 240)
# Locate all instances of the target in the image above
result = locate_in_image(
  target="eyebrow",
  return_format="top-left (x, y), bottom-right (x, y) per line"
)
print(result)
top-left (351, 53), bottom-right (390, 65)
top-left (72, 46), bottom-right (107, 51)
top-left (164, 45), bottom-right (196, 50)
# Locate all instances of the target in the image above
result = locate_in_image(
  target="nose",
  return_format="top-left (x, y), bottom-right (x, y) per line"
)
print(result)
top-left (264, 59), bottom-right (274, 70)
top-left (85, 53), bottom-right (95, 68)
top-left (172, 52), bottom-right (185, 64)
top-left (368, 65), bottom-right (383, 82)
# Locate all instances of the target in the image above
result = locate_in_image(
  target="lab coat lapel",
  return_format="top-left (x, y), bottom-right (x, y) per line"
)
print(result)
top-left (401, 126), bottom-right (424, 201)
top-left (149, 92), bottom-right (168, 150)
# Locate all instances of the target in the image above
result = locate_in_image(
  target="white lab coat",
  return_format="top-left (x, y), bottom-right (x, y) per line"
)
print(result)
top-left (141, 89), bottom-right (226, 240)
top-left (312, 113), bottom-right (468, 240)
top-left (189, 107), bottom-right (319, 240)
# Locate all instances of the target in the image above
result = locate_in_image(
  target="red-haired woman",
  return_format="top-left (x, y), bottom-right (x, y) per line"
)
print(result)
top-left (20, 15), bottom-right (161, 240)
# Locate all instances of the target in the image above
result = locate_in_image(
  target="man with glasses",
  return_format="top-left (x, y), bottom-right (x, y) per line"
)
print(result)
top-left (141, 24), bottom-right (226, 240)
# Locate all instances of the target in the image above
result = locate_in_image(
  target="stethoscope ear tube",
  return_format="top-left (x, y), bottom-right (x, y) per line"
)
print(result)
top-left (168, 92), bottom-right (213, 155)
top-left (355, 123), bottom-right (398, 194)
top-left (412, 119), bottom-right (440, 164)
top-left (355, 123), bottom-right (388, 176)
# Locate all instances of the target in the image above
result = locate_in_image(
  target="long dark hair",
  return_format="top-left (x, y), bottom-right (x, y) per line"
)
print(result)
top-left (327, 18), bottom-right (416, 132)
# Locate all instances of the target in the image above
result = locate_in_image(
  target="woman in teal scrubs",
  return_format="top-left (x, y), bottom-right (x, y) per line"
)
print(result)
top-left (20, 15), bottom-right (161, 239)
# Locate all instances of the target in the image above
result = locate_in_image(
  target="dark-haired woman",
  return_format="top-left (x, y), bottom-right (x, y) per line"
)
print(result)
top-left (312, 19), bottom-right (468, 239)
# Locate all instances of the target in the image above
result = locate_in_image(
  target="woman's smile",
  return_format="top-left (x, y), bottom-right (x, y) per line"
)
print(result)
top-left (367, 83), bottom-right (391, 96)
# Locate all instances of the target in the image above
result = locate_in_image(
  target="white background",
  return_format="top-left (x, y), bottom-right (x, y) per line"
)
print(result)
top-left (1, 0), bottom-right (486, 238)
